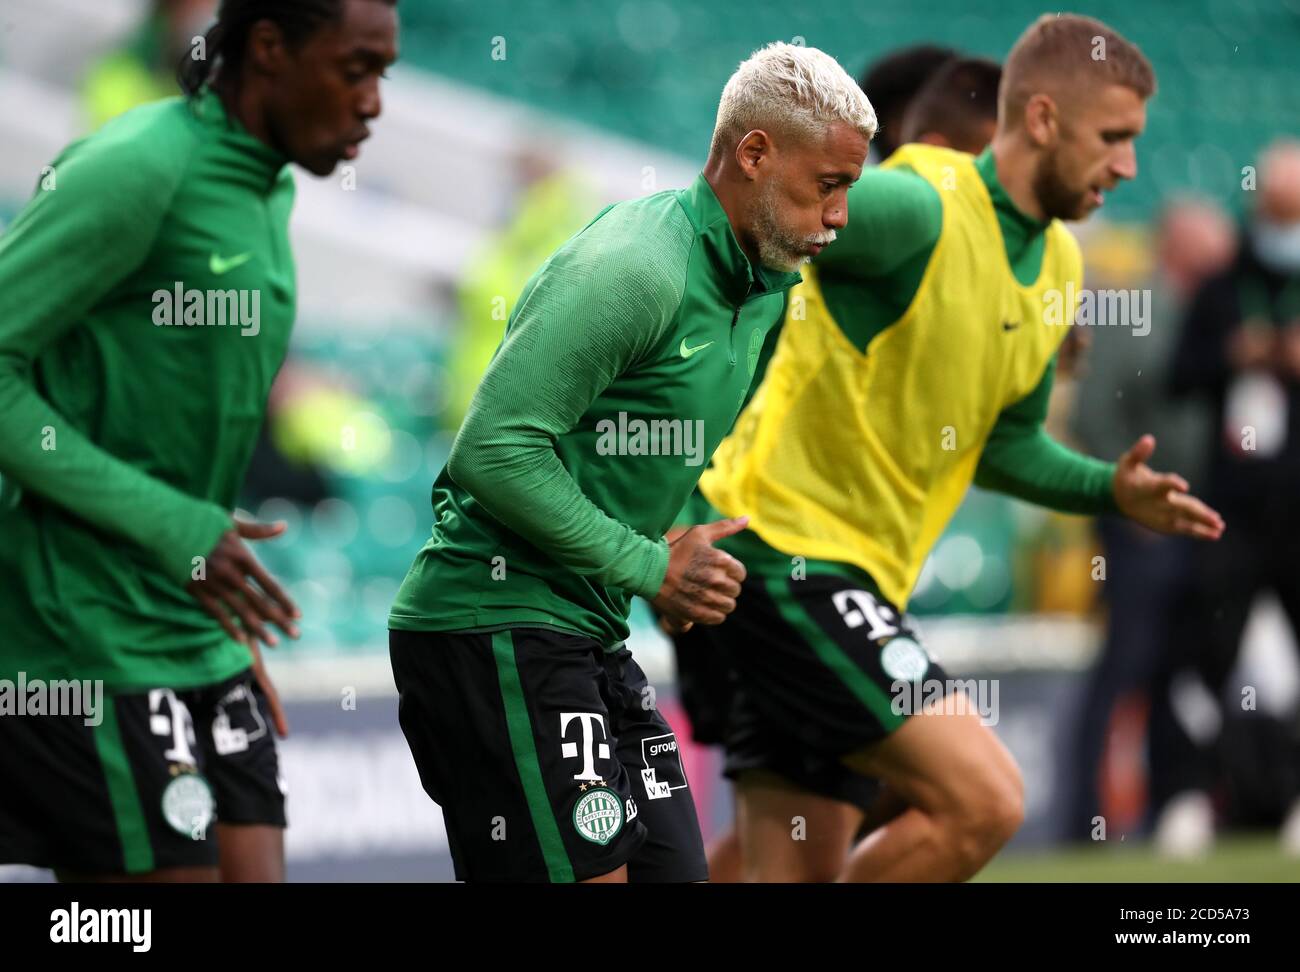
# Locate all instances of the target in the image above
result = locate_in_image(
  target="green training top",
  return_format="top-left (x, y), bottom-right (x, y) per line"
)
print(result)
top-left (0, 88), bottom-right (296, 689)
top-left (390, 174), bottom-right (803, 648)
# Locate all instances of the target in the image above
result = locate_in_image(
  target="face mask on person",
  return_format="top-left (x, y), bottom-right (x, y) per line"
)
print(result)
top-left (1252, 218), bottom-right (1300, 274)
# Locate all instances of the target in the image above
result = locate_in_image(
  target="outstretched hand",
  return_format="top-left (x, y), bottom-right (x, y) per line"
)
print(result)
top-left (1113, 435), bottom-right (1224, 541)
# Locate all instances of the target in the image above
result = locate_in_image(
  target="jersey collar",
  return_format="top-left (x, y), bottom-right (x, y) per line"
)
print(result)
top-left (190, 86), bottom-right (289, 189)
top-left (975, 146), bottom-right (1052, 245)
top-left (679, 173), bottom-right (804, 303)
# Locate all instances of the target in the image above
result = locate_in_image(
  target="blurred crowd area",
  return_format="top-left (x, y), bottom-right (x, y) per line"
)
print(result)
top-left (2, 0), bottom-right (1300, 853)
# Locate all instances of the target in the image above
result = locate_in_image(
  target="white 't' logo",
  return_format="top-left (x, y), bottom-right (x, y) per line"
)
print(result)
top-left (832, 589), bottom-right (900, 640)
top-left (560, 712), bottom-right (611, 781)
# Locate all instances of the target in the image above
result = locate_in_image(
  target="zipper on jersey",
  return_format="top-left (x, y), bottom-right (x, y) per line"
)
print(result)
top-left (729, 281), bottom-right (753, 365)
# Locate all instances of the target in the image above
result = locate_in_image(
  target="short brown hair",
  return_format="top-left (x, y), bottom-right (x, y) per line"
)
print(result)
top-left (999, 14), bottom-right (1155, 127)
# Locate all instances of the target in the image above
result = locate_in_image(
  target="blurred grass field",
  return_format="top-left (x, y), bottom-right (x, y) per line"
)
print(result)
top-left (975, 836), bottom-right (1300, 882)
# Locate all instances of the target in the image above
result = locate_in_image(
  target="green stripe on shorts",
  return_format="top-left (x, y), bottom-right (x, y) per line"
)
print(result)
top-left (491, 631), bottom-right (575, 883)
top-left (92, 700), bottom-right (154, 874)
top-left (763, 574), bottom-right (903, 731)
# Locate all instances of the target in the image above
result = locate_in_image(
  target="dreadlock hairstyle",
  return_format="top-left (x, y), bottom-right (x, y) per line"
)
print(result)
top-left (177, 0), bottom-right (395, 95)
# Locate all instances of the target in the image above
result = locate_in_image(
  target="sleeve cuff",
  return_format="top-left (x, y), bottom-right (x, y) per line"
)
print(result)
top-left (1099, 462), bottom-right (1121, 515)
top-left (628, 538), bottom-right (671, 600)
top-left (157, 503), bottom-right (232, 588)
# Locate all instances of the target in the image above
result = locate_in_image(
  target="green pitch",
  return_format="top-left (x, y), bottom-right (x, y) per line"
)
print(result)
top-left (974, 835), bottom-right (1300, 882)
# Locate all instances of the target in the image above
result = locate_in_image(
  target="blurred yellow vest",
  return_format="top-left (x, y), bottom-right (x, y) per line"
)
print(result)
top-left (701, 144), bottom-right (1082, 607)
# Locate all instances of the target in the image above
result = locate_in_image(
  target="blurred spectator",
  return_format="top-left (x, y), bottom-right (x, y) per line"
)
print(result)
top-left (1160, 140), bottom-right (1300, 856)
top-left (81, 0), bottom-right (216, 129)
top-left (445, 149), bottom-right (596, 427)
top-left (1065, 198), bottom-right (1236, 843)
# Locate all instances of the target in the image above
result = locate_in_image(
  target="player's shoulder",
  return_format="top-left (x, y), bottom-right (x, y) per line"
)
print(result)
top-left (583, 188), bottom-right (695, 254)
top-left (885, 142), bottom-right (972, 168)
top-left (561, 189), bottom-right (696, 304)
top-left (881, 143), bottom-right (973, 184)
top-left (848, 162), bottom-right (943, 218)
top-left (50, 96), bottom-right (202, 195)
top-left (826, 163), bottom-right (942, 263)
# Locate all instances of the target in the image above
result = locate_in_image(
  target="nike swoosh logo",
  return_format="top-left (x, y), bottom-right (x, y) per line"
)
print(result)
top-left (209, 252), bottom-right (253, 275)
top-left (679, 338), bottom-right (715, 358)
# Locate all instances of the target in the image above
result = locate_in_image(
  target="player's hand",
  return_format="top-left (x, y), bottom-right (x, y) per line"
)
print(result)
top-left (664, 526), bottom-right (691, 544)
top-left (650, 517), bottom-right (749, 627)
top-left (187, 517), bottom-right (302, 650)
top-left (656, 526), bottom-right (697, 634)
top-left (1112, 435), bottom-right (1224, 541)
top-left (658, 613), bottom-right (696, 636)
top-left (247, 637), bottom-right (290, 738)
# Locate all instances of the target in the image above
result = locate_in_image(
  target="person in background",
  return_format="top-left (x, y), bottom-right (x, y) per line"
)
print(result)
top-left (444, 149), bottom-right (597, 429)
top-left (899, 56), bottom-right (1002, 154)
top-left (858, 43), bottom-right (959, 163)
top-left (1163, 140), bottom-right (1300, 856)
top-left (82, 0), bottom-right (217, 129)
top-left (1066, 198), bottom-right (1236, 845)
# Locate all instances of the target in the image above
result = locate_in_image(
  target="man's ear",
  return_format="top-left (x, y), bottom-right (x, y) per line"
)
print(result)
top-left (1023, 93), bottom-right (1059, 148)
top-left (735, 130), bottom-right (773, 180)
top-left (245, 19), bottom-right (289, 77)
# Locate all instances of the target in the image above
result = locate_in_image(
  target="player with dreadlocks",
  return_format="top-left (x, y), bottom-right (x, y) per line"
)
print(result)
top-left (0, 0), bottom-right (398, 882)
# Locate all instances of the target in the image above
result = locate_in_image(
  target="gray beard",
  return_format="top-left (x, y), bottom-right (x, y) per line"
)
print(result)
top-left (751, 182), bottom-right (810, 272)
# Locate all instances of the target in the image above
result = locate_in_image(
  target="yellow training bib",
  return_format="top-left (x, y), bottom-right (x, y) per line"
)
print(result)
top-left (701, 144), bottom-right (1083, 607)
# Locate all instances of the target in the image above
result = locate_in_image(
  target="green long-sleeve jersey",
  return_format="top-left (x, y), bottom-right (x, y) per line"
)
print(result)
top-left (389, 174), bottom-right (803, 648)
top-left (0, 88), bottom-right (296, 689)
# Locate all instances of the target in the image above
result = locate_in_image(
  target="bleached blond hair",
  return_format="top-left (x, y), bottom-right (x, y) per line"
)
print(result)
top-left (710, 42), bottom-right (877, 158)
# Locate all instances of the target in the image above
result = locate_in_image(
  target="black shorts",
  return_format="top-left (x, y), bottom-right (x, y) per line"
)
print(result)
top-left (714, 571), bottom-right (949, 809)
top-left (0, 667), bottom-right (286, 875)
top-left (669, 622), bottom-right (736, 746)
top-left (390, 627), bottom-right (707, 883)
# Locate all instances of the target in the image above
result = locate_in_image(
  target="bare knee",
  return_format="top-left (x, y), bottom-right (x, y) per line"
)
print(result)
top-left (946, 764), bottom-right (1024, 873)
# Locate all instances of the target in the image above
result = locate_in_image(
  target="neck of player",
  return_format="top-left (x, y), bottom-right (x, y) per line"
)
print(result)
top-left (702, 157), bottom-right (765, 270)
top-left (215, 78), bottom-right (277, 156)
top-left (990, 133), bottom-right (1048, 223)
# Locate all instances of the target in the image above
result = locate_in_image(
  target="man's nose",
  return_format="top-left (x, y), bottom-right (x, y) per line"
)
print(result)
top-left (824, 197), bottom-right (848, 230)
top-left (359, 80), bottom-right (383, 120)
top-left (1111, 142), bottom-right (1137, 182)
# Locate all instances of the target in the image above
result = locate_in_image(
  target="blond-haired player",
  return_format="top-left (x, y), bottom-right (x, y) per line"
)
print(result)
top-left (390, 43), bottom-right (873, 883)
